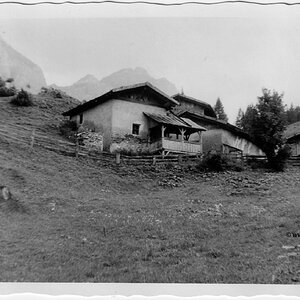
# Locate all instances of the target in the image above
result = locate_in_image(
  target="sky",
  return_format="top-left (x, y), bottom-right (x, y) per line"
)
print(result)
top-left (0, 1), bottom-right (300, 123)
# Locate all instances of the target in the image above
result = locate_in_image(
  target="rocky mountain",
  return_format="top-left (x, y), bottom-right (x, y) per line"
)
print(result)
top-left (51, 67), bottom-right (178, 101)
top-left (0, 37), bottom-right (47, 94)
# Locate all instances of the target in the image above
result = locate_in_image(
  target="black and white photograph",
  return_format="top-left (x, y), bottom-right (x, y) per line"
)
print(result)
top-left (0, 0), bottom-right (300, 296)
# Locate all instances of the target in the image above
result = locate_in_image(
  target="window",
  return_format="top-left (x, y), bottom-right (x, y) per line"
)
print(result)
top-left (79, 113), bottom-right (83, 124)
top-left (132, 123), bottom-right (140, 135)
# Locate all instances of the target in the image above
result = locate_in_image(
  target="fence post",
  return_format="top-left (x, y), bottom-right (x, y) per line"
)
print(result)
top-left (178, 154), bottom-right (182, 164)
top-left (116, 152), bottom-right (121, 165)
top-left (30, 129), bottom-right (35, 150)
top-left (152, 157), bottom-right (156, 166)
top-left (75, 137), bottom-right (79, 159)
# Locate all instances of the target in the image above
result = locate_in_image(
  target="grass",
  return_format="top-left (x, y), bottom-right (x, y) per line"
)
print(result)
top-left (0, 93), bottom-right (299, 283)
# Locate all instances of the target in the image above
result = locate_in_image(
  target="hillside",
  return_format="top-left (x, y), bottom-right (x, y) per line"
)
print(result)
top-left (0, 37), bottom-right (47, 94)
top-left (0, 94), bottom-right (300, 283)
top-left (51, 67), bottom-right (178, 101)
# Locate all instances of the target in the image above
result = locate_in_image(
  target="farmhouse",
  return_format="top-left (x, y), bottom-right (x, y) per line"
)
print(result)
top-left (172, 93), bottom-right (264, 156)
top-left (284, 121), bottom-right (300, 156)
top-left (62, 82), bottom-right (206, 154)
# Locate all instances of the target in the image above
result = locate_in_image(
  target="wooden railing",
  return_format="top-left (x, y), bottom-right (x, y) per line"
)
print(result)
top-left (149, 138), bottom-right (202, 154)
top-left (162, 139), bottom-right (202, 154)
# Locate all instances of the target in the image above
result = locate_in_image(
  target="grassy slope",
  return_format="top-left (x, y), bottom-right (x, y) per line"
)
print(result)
top-left (0, 94), bottom-right (299, 283)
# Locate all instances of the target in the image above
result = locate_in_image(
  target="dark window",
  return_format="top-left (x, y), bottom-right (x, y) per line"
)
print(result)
top-left (132, 123), bottom-right (140, 135)
top-left (79, 114), bottom-right (83, 124)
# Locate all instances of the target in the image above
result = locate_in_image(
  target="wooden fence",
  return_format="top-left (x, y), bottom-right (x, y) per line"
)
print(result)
top-left (0, 122), bottom-right (202, 165)
top-left (2, 122), bottom-right (300, 167)
top-left (287, 156), bottom-right (300, 166)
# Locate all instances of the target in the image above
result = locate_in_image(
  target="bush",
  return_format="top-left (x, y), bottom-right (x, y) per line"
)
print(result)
top-left (58, 119), bottom-right (78, 141)
top-left (0, 86), bottom-right (17, 97)
top-left (197, 153), bottom-right (244, 172)
top-left (247, 159), bottom-right (268, 170)
top-left (40, 87), bottom-right (63, 98)
top-left (268, 145), bottom-right (291, 172)
top-left (10, 89), bottom-right (33, 106)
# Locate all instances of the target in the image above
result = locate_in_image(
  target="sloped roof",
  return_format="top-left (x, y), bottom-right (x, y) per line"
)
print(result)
top-left (284, 121), bottom-right (300, 140)
top-left (181, 117), bottom-right (206, 130)
top-left (63, 82), bottom-right (179, 116)
top-left (178, 110), bottom-right (252, 140)
top-left (144, 112), bottom-right (206, 131)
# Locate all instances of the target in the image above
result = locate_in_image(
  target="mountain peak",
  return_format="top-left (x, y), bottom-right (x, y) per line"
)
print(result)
top-left (133, 67), bottom-right (148, 75)
top-left (75, 74), bottom-right (99, 85)
top-left (53, 67), bottom-right (178, 101)
top-left (0, 36), bottom-right (47, 93)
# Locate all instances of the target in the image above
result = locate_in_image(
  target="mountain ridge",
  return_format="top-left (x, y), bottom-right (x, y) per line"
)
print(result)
top-left (51, 67), bottom-right (178, 101)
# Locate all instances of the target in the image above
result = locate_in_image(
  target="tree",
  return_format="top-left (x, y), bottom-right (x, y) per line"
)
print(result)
top-left (214, 98), bottom-right (228, 122)
top-left (284, 103), bottom-right (300, 124)
top-left (241, 88), bottom-right (290, 170)
top-left (240, 104), bottom-right (257, 134)
top-left (235, 108), bottom-right (244, 128)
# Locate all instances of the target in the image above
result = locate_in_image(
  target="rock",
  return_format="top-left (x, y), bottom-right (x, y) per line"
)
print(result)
top-left (0, 186), bottom-right (11, 202)
top-left (282, 245), bottom-right (296, 250)
top-left (0, 37), bottom-right (47, 93)
top-left (287, 252), bottom-right (298, 257)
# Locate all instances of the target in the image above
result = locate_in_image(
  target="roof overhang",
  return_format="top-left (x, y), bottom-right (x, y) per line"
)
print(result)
top-left (63, 82), bottom-right (179, 117)
top-left (144, 112), bottom-right (206, 132)
top-left (179, 110), bottom-right (253, 140)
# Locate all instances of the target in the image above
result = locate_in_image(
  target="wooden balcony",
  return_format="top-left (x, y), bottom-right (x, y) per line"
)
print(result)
top-left (149, 138), bottom-right (202, 154)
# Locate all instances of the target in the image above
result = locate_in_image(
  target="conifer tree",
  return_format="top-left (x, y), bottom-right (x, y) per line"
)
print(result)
top-left (214, 98), bottom-right (228, 122)
top-left (235, 108), bottom-right (244, 128)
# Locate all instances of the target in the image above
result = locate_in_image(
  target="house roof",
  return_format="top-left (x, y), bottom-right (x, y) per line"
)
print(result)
top-left (144, 112), bottom-right (206, 131)
top-left (284, 121), bottom-right (300, 140)
top-left (172, 93), bottom-right (217, 118)
top-left (181, 117), bottom-right (206, 130)
top-left (62, 82), bottom-right (179, 116)
top-left (178, 110), bottom-right (252, 140)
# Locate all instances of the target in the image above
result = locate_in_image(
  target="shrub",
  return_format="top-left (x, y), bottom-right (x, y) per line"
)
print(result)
top-left (247, 159), bottom-right (268, 170)
top-left (0, 86), bottom-right (16, 97)
top-left (268, 145), bottom-right (291, 172)
top-left (197, 153), bottom-right (244, 172)
top-left (58, 119), bottom-right (78, 141)
top-left (197, 153), bottom-right (227, 172)
top-left (0, 76), bottom-right (17, 97)
top-left (10, 89), bottom-right (33, 106)
top-left (40, 87), bottom-right (63, 98)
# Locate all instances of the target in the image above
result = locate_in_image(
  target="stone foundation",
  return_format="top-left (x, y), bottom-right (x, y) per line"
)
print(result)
top-left (78, 130), bottom-right (103, 151)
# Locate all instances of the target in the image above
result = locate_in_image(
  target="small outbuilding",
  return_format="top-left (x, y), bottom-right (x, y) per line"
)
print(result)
top-left (172, 93), bottom-right (265, 156)
top-left (284, 121), bottom-right (300, 156)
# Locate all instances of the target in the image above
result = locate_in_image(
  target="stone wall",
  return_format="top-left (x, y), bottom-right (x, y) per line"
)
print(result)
top-left (78, 130), bottom-right (103, 151)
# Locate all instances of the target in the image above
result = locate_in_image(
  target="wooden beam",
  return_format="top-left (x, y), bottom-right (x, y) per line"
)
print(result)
top-left (161, 125), bottom-right (166, 139)
top-left (197, 131), bottom-right (202, 144)
top-left (179, 128), bottom-right (186, 142)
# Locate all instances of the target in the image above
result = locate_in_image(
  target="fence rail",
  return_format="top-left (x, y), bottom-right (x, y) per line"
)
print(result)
top-left (1, 121), bottom-right (300, 167)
